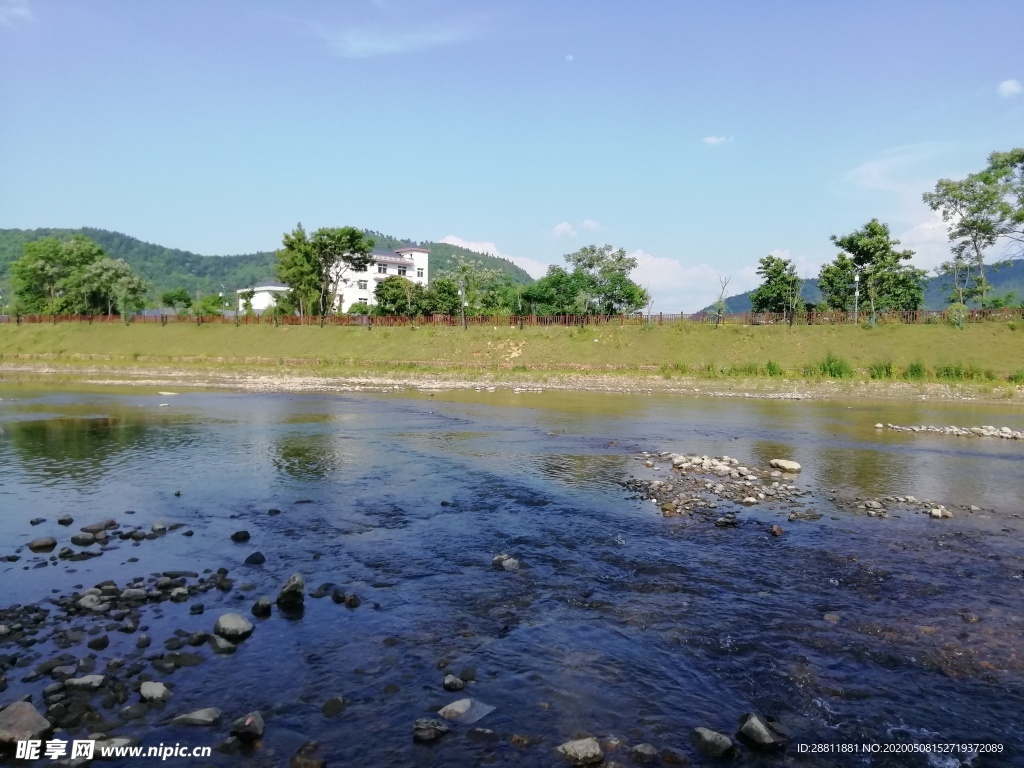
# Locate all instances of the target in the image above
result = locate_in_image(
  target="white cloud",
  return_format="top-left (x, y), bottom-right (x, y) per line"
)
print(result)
top-left (308, 18), bottom-right (477, 57)
top-left (629, 249), bottom-right (761, 314)
top-left (565, 54), bottom-right (574, 62)
top-left (552, 221), bottom-right (577, 239)
top-left (997, 79), bottom-right (1022, 98)
top-left (581, 219), bottom-right (600, 231)
top-left (702, 136), bottom-right (728, 146)
top-left (0, 0), bottom-right (33, 26)
top-left (440, 235), bottom-right (549, 279)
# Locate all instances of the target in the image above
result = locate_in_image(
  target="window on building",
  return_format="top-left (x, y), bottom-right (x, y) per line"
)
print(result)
top-left (377, 264), bottom-right (387, 274)
top-left (397, 266), bottom-right (407, 276)
top-left (416, 268), bottom-right (424, 278)
top-left (357, 280), bottom-right (367, 290)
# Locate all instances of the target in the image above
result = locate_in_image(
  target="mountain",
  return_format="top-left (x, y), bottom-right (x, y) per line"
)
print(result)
top-left (0, 227), bottom-right (534, 300)
top-left (707, 260), bottom-right (1024, 313)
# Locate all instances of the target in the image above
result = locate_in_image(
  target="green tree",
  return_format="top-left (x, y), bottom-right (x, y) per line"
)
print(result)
top-left (161, 288), bottom-right (193, 314)
top-left (275, 224), bottom-right (374, 320)
top-left (818, 252), bottom-right (857, 311)
top-left (347, 301), bottom-right (370, 315)
top-left (425, 277), bottom-right (461, 315)
top-left (238, 289), bottom-right (256, 316)
top-left (563, 244), bottom-right (648, 314)
top-left (830, 220), bottom-right (927, 323)
top-left (66, 258), bottom-right (150, 317)
top-left (11, 235), bottom-right (105, 313)
top-left (750, 255), bottom-right (803, 320)
top-left (438, 255), bottom-right (505, 314)
top-left (193, 293), bottom-right (227, 316)
top-left (372, 276), bottom-right (429, 317)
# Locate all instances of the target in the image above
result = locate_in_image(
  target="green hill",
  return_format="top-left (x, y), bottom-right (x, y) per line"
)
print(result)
top-left (708, 260), bottom-right (1024, 314)
top-left (0, 227), bottom-right (534, 302)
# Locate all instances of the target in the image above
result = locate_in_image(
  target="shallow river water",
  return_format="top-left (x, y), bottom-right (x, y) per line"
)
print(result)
top-left (1, 385), bottom-right (1023, 766)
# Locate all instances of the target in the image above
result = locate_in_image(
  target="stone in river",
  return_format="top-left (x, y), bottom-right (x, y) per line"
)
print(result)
top-left (70, 532), bottom-right (95, 546)
top-left (556, 736), bottom-right (604, 765)
top-left (229, 711), bottom-right (265, 743)
top-left (290, 741), bottom-right (327, 768)
top-left (736, 712), bottom-right (790, 751)
top-left (230, 530), bottom-right (250, 543)
top-left (443, 674), bottom-right (465, 692)
top-left (413, 718), bottom-right (450, 743)
top-left (140, 681), bottom-right (171, 702)
top-left (65, 674), bottom-right (105, 690)
top-left (28, 537), bottom-right (57, 553)
top-left (321, 696), bottom-right (347, 717)
top-left (29, 518), bottom-right (45, 526)
top-left (276, 573), bottom-right (305, 612)
top-left (630, 743), bottom-right (659, 763)
top-left (170, 707), bottom-right (222, 726)
top-left (208, 635), bottom-right (236, 655)
top-left (244, 551), bottom-right (266, 566)
top-left (0, 701), bottom-right (52, 744)
top-left (87, 635), bottom-right (109, 651)
top-left (769, 459), bottom-right (801, 473)
top-left (689, 727), bottom-right (736, 757)
top-left (81, 519), bottom-right (117, 535)
top-left (214, 613), bottom-right (254, 642)
top-left (58, 514), bottom-right (74, 526)
top-left (251, 598), bottom-right (272, 618)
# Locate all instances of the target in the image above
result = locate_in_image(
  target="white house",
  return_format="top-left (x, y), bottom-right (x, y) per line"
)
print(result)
top-left (237, 247), bottom-right (430, 315)
top-left (237, 284), bottom-right (290, 314)
top-left (336, 246), bottom-right (430, 313)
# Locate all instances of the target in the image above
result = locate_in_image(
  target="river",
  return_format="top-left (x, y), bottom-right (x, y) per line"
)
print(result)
top-left (1, 384), bottom-right (1022, 766)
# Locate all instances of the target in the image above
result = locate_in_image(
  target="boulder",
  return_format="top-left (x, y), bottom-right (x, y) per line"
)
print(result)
top-left (65, 674), bottom-right (105, 690)
top-left (170, 707), bottom-right (222, 726)
top-left (769, 459), bottom-right (801, 473)
top-left (290, 741), bottom-right (327, 768)
top-left (690, 727), bottom-right (735, 757)
top-left (244, 551), bottom-right (266, 566)
top-left (736, 712), bottom-right (789, 751)
top-left (214, 613), bottom-right (254, 642)
top-left (438, 698), bottom-right (472, 720)
top-left (230, 530), bottom-right (250, 543)
top-left (28, 537), bottom-right (57, 553)
top-left (81, 519), bottom-right (117, 535)
top-left (229, 711), bottom-right (265, 743)
top-left (630, 743), bottom-right (658, 763)
top-left (276, 573), bottom-right (305, 611)
top-left (140, 681), bottom-right (171, 702)
top-left (0, 701), bottom-right (51, 744)
top-left (321, 697), bottom-right (346, 717)
top-left (556, 736), bottom-right (604, 765)
top-left (443, 674), bottom-right (465, 692)
top-left (413, 718), bottom-right (450, 743)
top-left (57, 514), bottom-right (74, 526)
top-left (251, 598), bottom-right (272, 618)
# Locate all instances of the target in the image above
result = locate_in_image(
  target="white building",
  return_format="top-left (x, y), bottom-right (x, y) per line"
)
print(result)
top-left (336, 246), bottom-right (430, 314)
top-left (237, 247), bottom-right (430, 315)
top-left (236, 284), bottom-right (290, 314)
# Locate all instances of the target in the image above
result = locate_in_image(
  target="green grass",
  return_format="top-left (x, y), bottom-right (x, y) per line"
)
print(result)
top-left (0, 321), bottom-right (1022, 383)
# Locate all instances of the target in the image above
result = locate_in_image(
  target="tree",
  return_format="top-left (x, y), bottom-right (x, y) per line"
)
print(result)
top-left (193, 293), bottom-right (227, 316)
top-left (830, 220), bottom-right (927, 323)
top-left (161, 288), bottom-right (193, 314)
top-left (11, 235), bottom-right (105, 313)
top-left (438, 255), bottom-right (505, 315)
top-left (66, 258), bottom-right (150, 317)
top-left (238, 289), bottom-right (256, 315)
top-left (372, 276), bottom-right (428, 317)
top-left (275, 224), bottom-right (374, 321)
top-left (987, 148), bottom-right (1024, 249)
top-left (563, 244), bottom-right (648, 314)
top-left (347, 301), bottom-right (370, 315)
top-left (750, 255), bottom-right (803, 321)
top-left (711, 274), bottom-right (730, 327)
top-left (817, 252), bottom-right (857, 311)
top-left (425, 277), bottom-right (462, 315)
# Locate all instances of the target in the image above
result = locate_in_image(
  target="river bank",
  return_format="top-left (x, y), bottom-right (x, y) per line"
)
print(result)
top-left (2, 360), bottom-right (1023, 404)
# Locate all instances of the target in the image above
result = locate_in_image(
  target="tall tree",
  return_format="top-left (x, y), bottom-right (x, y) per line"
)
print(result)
top-left (438, 255), bottom-right (505, 314)
top-left (275, 224), bottom-right (374, 320)
top-left (161, 288), bottom-right (193, 313)
top-left (563, 244), bottom-right (648, 314)
top-left (830, 220), bottom-right (927, 322)
top-left (66, 258), bottom-right (150, 316)
top-left (817, 252), bottom-right (857, 311)
top-left (750, 255), bottom-right (803, 321)
top-left (11, 235), bottom-right (105, 313)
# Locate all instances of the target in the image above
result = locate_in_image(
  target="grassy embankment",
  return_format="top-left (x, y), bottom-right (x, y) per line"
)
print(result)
top-left (1, 321), bottom-right (1022, 386)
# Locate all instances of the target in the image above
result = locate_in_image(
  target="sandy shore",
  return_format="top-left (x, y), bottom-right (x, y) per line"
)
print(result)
top-left (2, 361), bottom-right (1022, 404)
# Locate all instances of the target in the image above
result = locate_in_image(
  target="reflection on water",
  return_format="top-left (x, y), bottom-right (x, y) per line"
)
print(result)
top-left (0, 385), bottom-right (1022, 767)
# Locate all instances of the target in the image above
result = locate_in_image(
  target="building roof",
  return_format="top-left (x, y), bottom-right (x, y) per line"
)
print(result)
top-left (395, 246), bottom-right (430, 253)
top-left (238, 284), bottom-right (290, 293)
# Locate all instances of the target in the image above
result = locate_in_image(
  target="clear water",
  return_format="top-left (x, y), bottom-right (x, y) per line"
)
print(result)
top-left (1, 385), bottom-right (1022, 766)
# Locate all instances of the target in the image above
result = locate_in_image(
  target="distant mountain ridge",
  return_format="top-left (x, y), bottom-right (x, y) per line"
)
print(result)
top-left (0, 227), bottom-right (535, 299)
top-left (706, 260), bottom-right (1024, 313)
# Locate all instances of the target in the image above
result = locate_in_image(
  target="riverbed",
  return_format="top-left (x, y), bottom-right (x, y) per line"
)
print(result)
top-left (1, 385), bottom-right (1022, 766)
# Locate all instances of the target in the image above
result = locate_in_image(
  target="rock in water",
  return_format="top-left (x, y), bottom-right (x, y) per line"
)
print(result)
top-left (229, 711), bottom-right (265, 743)
top-left (276, 573), bottom-right (305, 611)
top-left (231, 530), bottom-right (250, 543)
top-left (290, 741), bottom-right (327, 768)
top-left (251, 598), bottom-right (272, 618)
top-left (630, 743), bottom-right (658, 763)
top-left (736, 712), bottom-right (790, 750)
top-left (170, 708), bottom-right (222, 726)
top-left (321, 697), bottom-right (347, 717)
top-left (413, 718), bottom-right (450, 743)
top-left (27, 537), bottom-right (57, 553)
top-left (689, 727), bottom-right (736, 757)
top-left (768, 459), bottom-right (801, 473)
top-left (244, 551), bottom-right (265, 566)
top-left (556, 737), bottom-right (604, 765)
top-left (140, 681), bottom-right (171, 702)
top-left (214, 613), bottom-right (255, 642)
top-left (0, 701), bottom-right (52, 744)
top-left (443, 674), bottom-right (465, 692)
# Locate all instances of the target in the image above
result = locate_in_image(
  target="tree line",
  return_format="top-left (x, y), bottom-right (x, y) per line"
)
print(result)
top-left (748, 148), bottom-right (1024, 323)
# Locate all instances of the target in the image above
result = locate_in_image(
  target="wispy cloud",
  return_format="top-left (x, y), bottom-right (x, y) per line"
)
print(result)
top-left (702, 136), bottom-right (729, 146)
top-left (565, 54), bottom-right (574, 63)
top-left (552, 221), bottom-right (577, 239)
top-left (629, 250), bottom-right (760, 313)
top-left (0, 0), bottom-right (33, 26)
top-left (440, 235), bottom-right (549, 279)
top-left (581, 219), bottom-right (600, 231)
top-left (309, 17), bottom-right (477, 57)
top-left (997, 79), bottom-right (1022, 98)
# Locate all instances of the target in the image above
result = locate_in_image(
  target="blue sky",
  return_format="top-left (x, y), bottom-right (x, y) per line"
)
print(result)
top-left (1, 0), bottom-right (1021, 311)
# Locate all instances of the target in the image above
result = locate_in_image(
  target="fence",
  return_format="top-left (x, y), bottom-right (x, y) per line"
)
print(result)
top-left (1, 308), bottom-right (1022, 327)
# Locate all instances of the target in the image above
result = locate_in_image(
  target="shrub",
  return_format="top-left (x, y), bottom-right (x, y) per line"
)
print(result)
top-left (904, 360), bottom-right (927, 380)
top-left (672, 361), bottom-right (689, 374)
top-left (935, 362), bottom-right (968, 381)
top-left (765, 360), bottom-right (783, 376)
top-left (726, 362), bottom-right (760, 377)
top-left (869, 360), bottom-right (895, 379)
top-left (1010, 369), bottom-right (1024, 384)
top-left (817, 352), bottom-right (854, 378)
